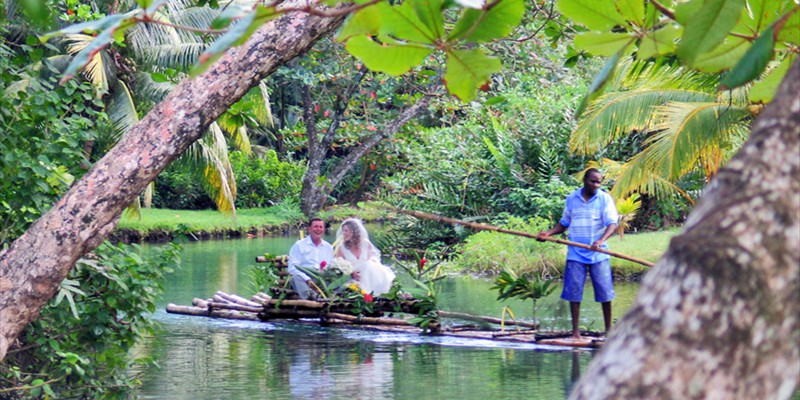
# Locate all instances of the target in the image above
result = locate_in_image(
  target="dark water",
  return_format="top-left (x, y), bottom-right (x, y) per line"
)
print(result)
top-left (133, 234), bottom-right (640, 399)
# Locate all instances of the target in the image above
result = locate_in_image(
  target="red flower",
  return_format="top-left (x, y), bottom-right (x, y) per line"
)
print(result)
top-left (320, 261), bottom-right (327, 271)
top-left (419, 258), bottom-right (428, 270)
top-left (363, 293), bottom-right (373, 303)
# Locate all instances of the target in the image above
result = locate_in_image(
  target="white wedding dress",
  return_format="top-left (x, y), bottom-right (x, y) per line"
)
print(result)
top-left (341, 243), bottom-right (395, 296)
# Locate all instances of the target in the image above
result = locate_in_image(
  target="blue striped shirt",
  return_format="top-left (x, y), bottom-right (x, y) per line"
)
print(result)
top-left (559, 188), bottom-right (619, 263)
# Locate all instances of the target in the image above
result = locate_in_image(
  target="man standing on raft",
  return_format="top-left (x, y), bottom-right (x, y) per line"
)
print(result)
top-left (538, 168), bottom-right (619, 339)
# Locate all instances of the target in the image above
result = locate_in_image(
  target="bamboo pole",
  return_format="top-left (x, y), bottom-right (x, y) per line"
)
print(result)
top-left (438, 310), bottom-right (539, 329)
top-left (391, 207), bottom-right (655, 267)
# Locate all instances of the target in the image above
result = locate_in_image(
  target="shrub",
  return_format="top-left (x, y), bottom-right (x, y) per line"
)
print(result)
top-left (451, 217), bottom-right (563, 275)
top-left (230, 150), bottom-right (305, 208)
top-left (0, 242), bottom-right (181, 398)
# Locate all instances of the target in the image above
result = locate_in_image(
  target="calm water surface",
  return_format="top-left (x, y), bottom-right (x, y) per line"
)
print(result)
top-left (134, 233), bottom-right (641, 399)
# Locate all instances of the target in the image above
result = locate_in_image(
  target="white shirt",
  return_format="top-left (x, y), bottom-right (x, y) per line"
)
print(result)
top-left (287, 236), bottom-right (334, 282)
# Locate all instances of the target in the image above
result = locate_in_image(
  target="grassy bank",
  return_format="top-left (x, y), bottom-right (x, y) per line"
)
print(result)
top-left (114, 203), bottom-right (391, 241)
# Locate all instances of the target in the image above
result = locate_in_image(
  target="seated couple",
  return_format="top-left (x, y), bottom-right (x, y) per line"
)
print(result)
top-left (287, 218), bottom-right (396, 300)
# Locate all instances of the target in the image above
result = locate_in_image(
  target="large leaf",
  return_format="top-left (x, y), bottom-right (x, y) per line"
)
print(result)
top-left (556, 0), bottom-right (628, 31)
top-left (345, 35), bottom-right (433, 75)
top-left (336, 4), bottom-right (383, 40)
top-left (413, 0), bottom-right (447, 39)
top-left (776, 5), bottom-right (800, 44)
top-left (719, 25), bottom-right (775, 90)
top-left (749, 53), bottom-right (796, 103)
top-left (377, 0), bottom-right (439, 43)
top-left (637, 25), bottom-right (680, 60)
top-left (690, 36), bottom-right (750, 72)
top-left (449, 0), bottom-right (526, 43)
top-left (444, 49), bottom-right (502, 101)
top-left (677, 0), bottom-right (746, 65)
top-left (616, 0), bottom-right (644, 24)
top-left (574, 31), bottom-right (634, 56)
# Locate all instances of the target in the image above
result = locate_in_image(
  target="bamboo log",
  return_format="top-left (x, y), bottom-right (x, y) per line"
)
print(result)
top-left (167, 304), bottom-right (262, 321)
top-left (207, 301), bottom-right (263, 313)
top-left (167, 304), bottom-right (208, 316)
top-left (215, 291), bottom-right (262, 307)
top-left (211, 294), bottom-right (227, 304)
top-left (193, 298), bottom-right (209, 307)
top-left (438, 311), bottom-right (539, 329)
top-left (391, 207), bottom-right (655, 267)
top-left (268, 299), bottom-right (326, 309)
top-left (325, 312), bottom-right (412, 326)
top-left (251, 293), bottom-right (272, 304)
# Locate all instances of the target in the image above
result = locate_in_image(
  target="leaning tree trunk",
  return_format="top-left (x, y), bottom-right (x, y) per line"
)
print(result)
top-left (570, 61), bottom-right (800, 399)
top-left (0, 2), bottom-right (347, 362)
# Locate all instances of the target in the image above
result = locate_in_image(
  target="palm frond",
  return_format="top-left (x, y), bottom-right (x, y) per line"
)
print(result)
top-left (607, 152), bottom-right (694, 202)
top-left (134, 71), bottom-right (175, 103)
top-left (645, 102), bottom-right (753, 180)
top-left (136, 43), bottom-right (207, 69)
top-left (571, 88), bottom-right (716, 154)
top-left (571, 59), bottom-right (720, 154)
top-left (258, 82), bottom-right (275, 129)
top-left (182, 123), bottom-right (238, 219)
top-left (106, 80), bottom-right (139, 141)
top-left (143, 181), bottom-right (154, 208)
top-left (64, 33), bottom-right (116, 96)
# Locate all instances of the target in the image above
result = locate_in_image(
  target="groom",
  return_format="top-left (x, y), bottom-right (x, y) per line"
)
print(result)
top-left (287, 218), bottom-right (334, 299)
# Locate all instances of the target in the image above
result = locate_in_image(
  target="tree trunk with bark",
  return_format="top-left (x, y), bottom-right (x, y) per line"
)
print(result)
top-left (570, 61), bottom-right (799, 399)
top-left (0, 2), bottom-right (347, 362)
top-left (299, 94), bottom-right (432, 216)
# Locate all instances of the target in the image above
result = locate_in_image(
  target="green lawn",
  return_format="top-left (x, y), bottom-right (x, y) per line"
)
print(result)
top-left (116, 208), bottom-right (297, 232)
top-left (606, 228), bottom-right (681, 275)
top-left (116, 202), bottom-right (391, 233)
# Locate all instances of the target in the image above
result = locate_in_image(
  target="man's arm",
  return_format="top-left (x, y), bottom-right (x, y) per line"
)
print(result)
top-left (538, 222), bottom-right (567, 240)
top-left (287, 242), bottom-right (311, 282)
top-left (591, 223), bottom-right (618, 250)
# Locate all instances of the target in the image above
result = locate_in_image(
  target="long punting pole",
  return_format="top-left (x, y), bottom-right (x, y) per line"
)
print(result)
top-left (391, 207), bottom-right (655, 268)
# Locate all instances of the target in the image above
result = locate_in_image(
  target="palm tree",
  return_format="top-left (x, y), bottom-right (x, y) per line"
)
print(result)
top-left (20, 0), bottom-right (276, 216)
top-left (571, 59), bottom-right (755, 201)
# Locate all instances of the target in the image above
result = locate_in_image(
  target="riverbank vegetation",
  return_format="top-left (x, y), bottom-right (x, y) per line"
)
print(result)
top-left (4, 0), bottom-right (796, 398)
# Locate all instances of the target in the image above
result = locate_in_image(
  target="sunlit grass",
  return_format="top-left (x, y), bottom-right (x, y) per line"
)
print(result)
top-left (607, 227), bottom-right (681, 276)
top-left (116, 208), bottom-right (298, 232)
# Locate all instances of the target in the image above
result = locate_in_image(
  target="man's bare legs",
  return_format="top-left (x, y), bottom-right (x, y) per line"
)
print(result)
top-left (602, 301), bottom-right (612, 336)
top-left (570, 302), bottom-right (581, 338)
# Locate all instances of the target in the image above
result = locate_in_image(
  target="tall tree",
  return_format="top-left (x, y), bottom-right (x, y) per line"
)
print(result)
top-left (570, 58), bottom-right (799, 400)
top-left (0, 2), bottom-right (348, 361)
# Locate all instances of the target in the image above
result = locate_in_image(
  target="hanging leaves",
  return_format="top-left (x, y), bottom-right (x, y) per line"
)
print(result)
top-left (338, 0), bottom-right (525, 102)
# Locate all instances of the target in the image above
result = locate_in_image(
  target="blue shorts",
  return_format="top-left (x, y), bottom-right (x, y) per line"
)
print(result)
top-left (561, 259), bottom-right (615, 303)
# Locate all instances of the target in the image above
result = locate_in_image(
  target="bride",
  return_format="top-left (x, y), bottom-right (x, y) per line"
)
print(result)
top-left (335, 219), bottom-right (396, 296)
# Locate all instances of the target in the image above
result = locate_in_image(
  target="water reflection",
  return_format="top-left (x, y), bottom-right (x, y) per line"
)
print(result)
top-left (135, 235), bottom-right (634, 399)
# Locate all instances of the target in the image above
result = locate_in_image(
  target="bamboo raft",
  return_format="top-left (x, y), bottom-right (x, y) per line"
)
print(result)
top-left (165, 256), bottom-right (606, 349)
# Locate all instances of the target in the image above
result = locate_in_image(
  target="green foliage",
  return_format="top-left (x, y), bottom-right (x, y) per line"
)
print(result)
top-left (616, 193), bottom-right (641, 238)
top-left (151, 164), bottom-right (217, 210)
top-left (229, 150), bottom-right (305, 208)
top-left (452, 217), bottom-right (562, 275)
top-left (0, 35), bottom-right (109, 244)
top-left (338, 0), bottom-right (525, 101)
top-left (558, 0), bottom-right (799, 114)
top-left (246, 253), bottom-right (280, 295)
top-left (0, 241), bottom-right (181, 398)
top-left (491, 267), bottom-right (557, 324)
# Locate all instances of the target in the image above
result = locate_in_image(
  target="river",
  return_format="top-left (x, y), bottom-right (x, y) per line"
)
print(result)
top-left (132, 233), bottom-right (640, 399)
